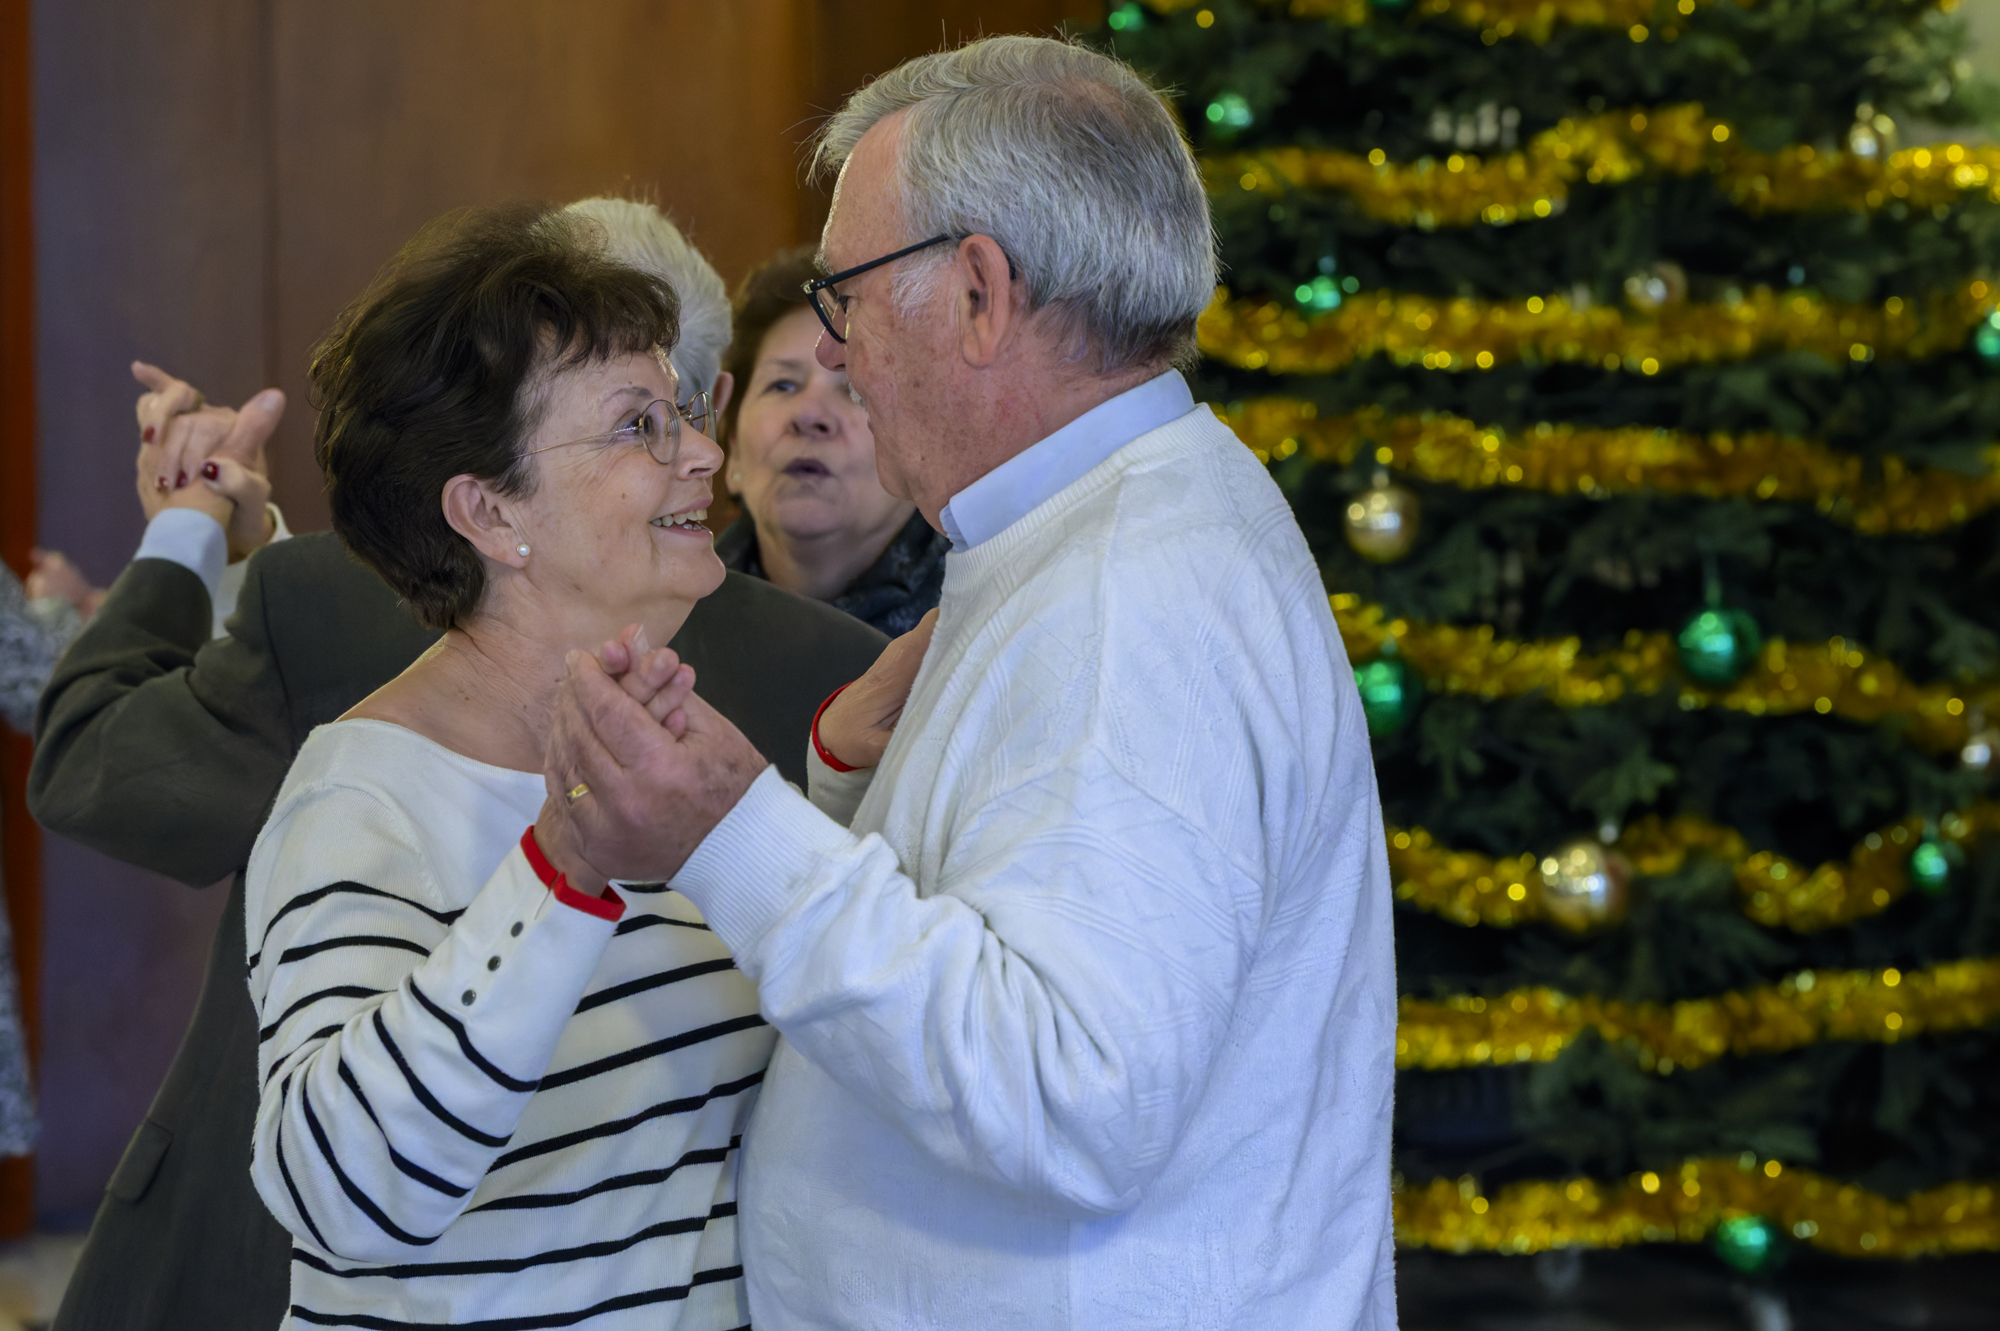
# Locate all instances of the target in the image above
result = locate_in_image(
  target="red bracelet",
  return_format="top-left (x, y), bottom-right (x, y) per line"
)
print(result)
top-left (519, 827), bottom-right (625, 922)
top-left (811, 684), bottom-right (861, 773)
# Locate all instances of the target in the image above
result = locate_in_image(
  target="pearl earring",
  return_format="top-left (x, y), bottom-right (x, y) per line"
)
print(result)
top-left (516, 543), bottom-right (531, 558)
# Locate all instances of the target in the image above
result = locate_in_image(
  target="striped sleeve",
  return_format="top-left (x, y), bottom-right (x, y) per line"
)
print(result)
top-left (246, 784), bottom-right (622, 1264)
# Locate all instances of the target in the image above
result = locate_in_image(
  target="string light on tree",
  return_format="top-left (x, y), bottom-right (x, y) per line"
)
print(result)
top-left (1106, 1), bottom-right (1147, 31)
top-left (1296, 254), bottom-right (1344, 312)
top-left (1355, 652), bottom-right (1423, 737)
top-left (1536, 838), bottom-right (1633, 931)
top-left (1345, 472), bottom-right (1422, 562)
top-left (1205, 92), bottom-right (1254, 141)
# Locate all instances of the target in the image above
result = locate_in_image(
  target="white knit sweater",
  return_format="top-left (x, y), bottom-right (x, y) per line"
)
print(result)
top-left (671, 405), bottom-right (1399, 1330)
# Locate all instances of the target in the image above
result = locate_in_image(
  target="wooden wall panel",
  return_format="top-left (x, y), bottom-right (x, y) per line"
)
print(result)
top-left (30, 0), bottom-right (269, 1225)
top-left (2, 0), bottom-right (40, 1238)
top-left (795, 0), bottom-right (1105, 236)
top-left (263, 0), bottom-right (812, 530)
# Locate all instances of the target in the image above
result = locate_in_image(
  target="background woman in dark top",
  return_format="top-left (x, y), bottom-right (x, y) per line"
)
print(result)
top-left (714, 247), bottom-right (946, 636)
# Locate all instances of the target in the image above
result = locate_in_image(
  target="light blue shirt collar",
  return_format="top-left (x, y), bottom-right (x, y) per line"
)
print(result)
top-left (938, 370), bottom-right (1195, 552)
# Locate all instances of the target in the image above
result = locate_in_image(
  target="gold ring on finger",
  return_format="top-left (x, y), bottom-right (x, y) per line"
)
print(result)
top-left (566, 782), bottom-right (591, 803)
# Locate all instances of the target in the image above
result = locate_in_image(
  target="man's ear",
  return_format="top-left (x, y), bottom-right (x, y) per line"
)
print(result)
top-left (441, 473), bottom-right (529, 569)
top-left (954, 234), bottom-right (1022, 369)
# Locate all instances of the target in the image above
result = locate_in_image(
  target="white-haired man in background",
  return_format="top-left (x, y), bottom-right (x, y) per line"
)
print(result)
top-left (544, 36), bottom-right (1399, 1331)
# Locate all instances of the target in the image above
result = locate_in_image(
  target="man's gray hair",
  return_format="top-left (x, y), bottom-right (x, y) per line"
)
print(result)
top-left (812, 35), bottom-right (1216, 374)
top-left (562, 196), bottom-right (730, 396)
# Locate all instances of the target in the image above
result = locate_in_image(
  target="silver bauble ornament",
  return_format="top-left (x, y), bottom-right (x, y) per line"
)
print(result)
top-left (1344, 474), bottom-right (1421, 563)
top-left (1536, 837), bottom-right (1633, 932)
top-left (1961, 716), bottom-right (1998, 775)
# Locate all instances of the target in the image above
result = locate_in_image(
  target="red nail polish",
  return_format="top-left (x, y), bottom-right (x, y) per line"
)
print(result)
top-left (142, 425), bottom-right (155, 443)
top-left (175, 471), bottom-right (187, 488)
top-left (200, 461), bottom-right (219, 481)
top-left (154, 476), bottom-right (169, 492)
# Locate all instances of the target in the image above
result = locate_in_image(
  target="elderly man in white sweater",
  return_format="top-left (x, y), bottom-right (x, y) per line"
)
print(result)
top-left (540, 34), bottom-right (1398, 1331)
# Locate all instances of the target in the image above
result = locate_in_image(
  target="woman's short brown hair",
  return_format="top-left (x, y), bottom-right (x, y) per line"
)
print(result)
top-left (310, 203), bottom-right (680, 629)
top-left (718, 244), bottom-right (820, 448)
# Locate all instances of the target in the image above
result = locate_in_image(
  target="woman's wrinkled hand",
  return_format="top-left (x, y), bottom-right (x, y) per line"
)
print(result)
top-left (816, 608), bottom-right (937, 770)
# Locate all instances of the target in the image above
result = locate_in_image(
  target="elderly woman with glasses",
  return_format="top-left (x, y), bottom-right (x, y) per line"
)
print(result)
top-left (714, 246), bottom-right (947, 635)
top-left (243, 203), bottom-right (778, 1329)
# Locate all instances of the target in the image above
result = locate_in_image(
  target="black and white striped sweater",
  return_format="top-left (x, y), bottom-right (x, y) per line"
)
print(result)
top-left (246, 719), bottom-right (772, 1330)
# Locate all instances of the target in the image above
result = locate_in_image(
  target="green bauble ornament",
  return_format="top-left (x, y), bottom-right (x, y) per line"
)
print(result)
top-left (1974, 311), bottom-right (2000, 365)
top-left (1355, 657), bottom-right (1422, 737)
top-left (1677, 606), bottom-right (1762, 685)
top-left (1712, 1214), bottom-right (1783, 1274)
top-left (1908, 832), bottom-right (1963, 896)
top-left (1105, 1), bottom-right (1146, 31)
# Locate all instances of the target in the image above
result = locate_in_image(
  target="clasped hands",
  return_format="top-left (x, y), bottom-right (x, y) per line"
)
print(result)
top-left (534, 609), bottom-right (939, 893)
top-left (132, 361), bottom-right (284, 561)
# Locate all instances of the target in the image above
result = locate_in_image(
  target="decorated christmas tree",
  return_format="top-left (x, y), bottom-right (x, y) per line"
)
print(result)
top-left (1096, 0), bottom-right (2000, 1299)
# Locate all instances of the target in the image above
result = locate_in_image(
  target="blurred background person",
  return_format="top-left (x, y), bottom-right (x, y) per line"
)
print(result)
top-left (716, 247), bottom-right (947, 636)
top-left (567, 196), bottom-right (734, 432)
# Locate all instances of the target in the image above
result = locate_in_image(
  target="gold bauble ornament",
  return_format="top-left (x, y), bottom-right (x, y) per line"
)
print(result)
top-left (1344, 473), bottom-right (1421, 562)
top-left (1536, 837), bottom-right (1633, 932)
top-left (1623, 260), bottom-right (1688, 312)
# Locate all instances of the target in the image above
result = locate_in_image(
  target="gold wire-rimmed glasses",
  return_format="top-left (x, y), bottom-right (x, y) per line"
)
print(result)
top-left (523, 388), bottom-right (713, 466)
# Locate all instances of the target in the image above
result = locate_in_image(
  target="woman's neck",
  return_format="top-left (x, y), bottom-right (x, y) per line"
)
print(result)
top-left (758, 504), bottom-right (914, 602)
top-left (344, 615), bottom-right (579, 775)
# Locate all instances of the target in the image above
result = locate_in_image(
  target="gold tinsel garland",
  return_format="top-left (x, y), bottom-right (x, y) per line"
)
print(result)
top-left (1150, 0), bottom-right (1952, 45)
top-left (1198, 280), bottom-right (1994, 375)
top-left (1396, 956), bottom-right (2000, 1071)
top-left (1388, 804), bottom-right (2000, 931)
top-left (1224, 400), bottom-right (2000, 535)
top-left (1209, 104), bottom-right (2000, 227)
top-left (1152, 0), bottom-right (1719, 43)
top-left (1396, 1157), bottom-right (1997, 1256)
top-left (1332, 594), bottom-right (1996, 751)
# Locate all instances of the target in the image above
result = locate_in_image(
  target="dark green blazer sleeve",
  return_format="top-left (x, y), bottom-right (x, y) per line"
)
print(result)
top-left (29, 556), bottom-right (293, 888)
top-left (29, 532), bottom-right (441, 887)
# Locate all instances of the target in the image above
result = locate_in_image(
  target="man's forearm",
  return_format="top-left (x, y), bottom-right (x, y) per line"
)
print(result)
top-left (670, 766), bottom-right (1247, 1216)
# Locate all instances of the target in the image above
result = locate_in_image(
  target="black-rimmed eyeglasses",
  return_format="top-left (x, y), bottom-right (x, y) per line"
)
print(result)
top-left (802, 234), bottom-right (958, 345)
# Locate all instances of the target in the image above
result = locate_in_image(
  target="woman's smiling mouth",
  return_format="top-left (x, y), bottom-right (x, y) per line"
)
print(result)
top-left (651, 507), bottom-right (709, 531)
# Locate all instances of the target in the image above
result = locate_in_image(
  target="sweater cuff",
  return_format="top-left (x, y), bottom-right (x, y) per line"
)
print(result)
top-left (672, 765), bottom-right (854, 951)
